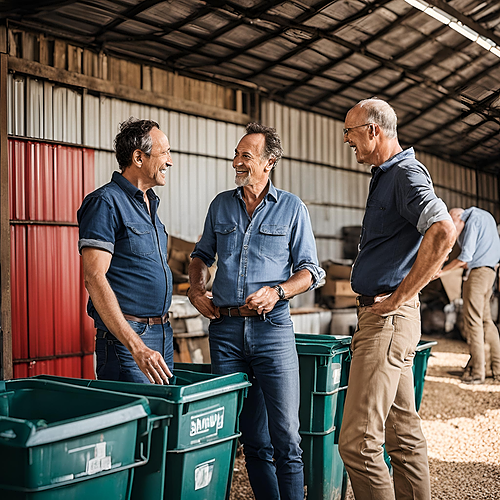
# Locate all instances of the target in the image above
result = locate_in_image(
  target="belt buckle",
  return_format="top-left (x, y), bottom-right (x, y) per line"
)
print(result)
top-left (147, 317), bottom-right (153, 326)
top-left (356, 296), bottom-right (362, 307)
top-left (227, 307), bottom-right (234, 318)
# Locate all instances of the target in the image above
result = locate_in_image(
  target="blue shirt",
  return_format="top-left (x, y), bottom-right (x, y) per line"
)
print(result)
top-left (191, 181), bottom-right (325, 307)
top-left (457, 207), bottom-right (500, 269)
top-left (351, 148), bottom-right (451, 296)
top-left (77, 171), bottom-right (173, 330)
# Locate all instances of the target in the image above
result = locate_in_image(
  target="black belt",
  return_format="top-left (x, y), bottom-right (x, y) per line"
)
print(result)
top-left (123, 312), bottom-right (170, 325)
top-left (356, 295), bottom-right (376, 307)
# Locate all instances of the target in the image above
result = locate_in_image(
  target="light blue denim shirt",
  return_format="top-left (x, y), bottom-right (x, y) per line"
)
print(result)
top-left (191, 181), bottom-right (325, 307)
top-left (458, 207), bottom-right (500, 269)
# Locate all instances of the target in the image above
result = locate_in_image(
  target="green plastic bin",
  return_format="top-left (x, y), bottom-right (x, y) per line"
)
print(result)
top-left (295, 334), bottom-right (351, 437)
top-left (295, 333), bottom-right (351, 500)
top-left (0, 379), bottom-right (166, 500)
top-left (35, 369), bottom-right (250, 500)
top-left (413, 340), bottom-right (437, 412)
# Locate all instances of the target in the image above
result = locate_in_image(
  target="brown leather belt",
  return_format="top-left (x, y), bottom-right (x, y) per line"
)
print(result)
top-left (123, 312), bottom-right (170, 325)
top-left (219, 306), bottom-right (259, 317)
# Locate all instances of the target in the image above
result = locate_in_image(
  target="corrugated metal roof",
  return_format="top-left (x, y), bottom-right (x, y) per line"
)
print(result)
top-left (2, 0), bottom-right (500, 173)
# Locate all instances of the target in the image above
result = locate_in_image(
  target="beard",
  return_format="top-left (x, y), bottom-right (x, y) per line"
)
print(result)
top-left (235, 173), bottom-right (250, 187)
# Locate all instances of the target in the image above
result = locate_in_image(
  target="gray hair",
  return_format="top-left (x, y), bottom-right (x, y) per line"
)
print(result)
top-left (356, 98), bottom-right (398, 139)
top-left (114, 117), bottom-right (160, 170)
top-left (245, 122), bottom-right (283, 166)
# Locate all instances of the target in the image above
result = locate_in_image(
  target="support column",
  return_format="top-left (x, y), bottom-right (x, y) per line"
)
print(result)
top-left (0, 40), bottom-right (12, 379)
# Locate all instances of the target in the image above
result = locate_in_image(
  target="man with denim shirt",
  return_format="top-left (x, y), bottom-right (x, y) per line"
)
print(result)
top-left (436, 207), bottom-right (500, 384)
top-left (338, 98), bottom-right (456, 500)
top-left (188, 123), bottom-right (324, 500)
top-left (77, 118), bottom-right (173, 384)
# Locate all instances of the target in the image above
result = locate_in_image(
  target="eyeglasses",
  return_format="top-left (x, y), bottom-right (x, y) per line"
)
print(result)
top-left (342, 123), bottom-right (373, 136)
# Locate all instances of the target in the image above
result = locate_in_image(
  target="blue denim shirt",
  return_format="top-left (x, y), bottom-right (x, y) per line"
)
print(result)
top-left (77, 171), bottom-right (173, 330)
top-left (191, 181), bottom-right (325, 307)
top-left (457, 207), bottom-right (500, 269)
top-left (351, 148), bottom-right (451, 296)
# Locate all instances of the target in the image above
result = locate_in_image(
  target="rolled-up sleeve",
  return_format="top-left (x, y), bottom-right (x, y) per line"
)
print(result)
top-left (77, 194), bottom-right (116, 255)
top-left (416, 198), bottom-right (452, 235)
top-left (290, 202), bottom-right (325, 290)
top-left (395, 165), bottom-right (452, 235)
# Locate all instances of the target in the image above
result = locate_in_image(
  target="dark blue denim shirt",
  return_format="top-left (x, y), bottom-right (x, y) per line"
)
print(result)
top-left (351, 148), bottom-right (451, 296)
top-left (191, 181), bottom-right (325, 307)
top-left (77, 171), bottom-right (173, 330)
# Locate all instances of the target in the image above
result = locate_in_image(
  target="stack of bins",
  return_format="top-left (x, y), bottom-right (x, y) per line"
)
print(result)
top-left (0, 378), bottom-right (170, 500)
top-left (34, 369), bottom-right (250, 500)
top-left (294, 334), bottom-right (352, 500)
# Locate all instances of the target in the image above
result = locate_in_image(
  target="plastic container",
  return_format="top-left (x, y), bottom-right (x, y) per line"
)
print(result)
top-left (413, 340), bottom-right (437, 411)
top-left (295, 334), bottom-right (351, 437)
top-left (0, 378), bottom-right (167, 500)
top-left (294, 334), bottom-right (352, 500)
top-left (301, 432), bottom-right (348, 500)
top-left (35, 369), bottom-right (250, 500)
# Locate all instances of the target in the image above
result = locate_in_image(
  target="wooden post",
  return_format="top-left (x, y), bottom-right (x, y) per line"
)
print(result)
top-left (0, 51), bottom-right (12, 380)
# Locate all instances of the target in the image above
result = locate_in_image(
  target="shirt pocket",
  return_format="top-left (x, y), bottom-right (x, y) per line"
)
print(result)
top-left (124, 222), bottom-right (155, 256)
top-left (215, 223), bottom-right (237, 257)
top-left (364, 198), bottom-right (386, 235)
top-left (259, 224), bottom-right (289, 258)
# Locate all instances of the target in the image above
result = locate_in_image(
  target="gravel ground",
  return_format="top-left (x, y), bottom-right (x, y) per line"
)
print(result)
top-left (229, 334), bottom-right (500, 499)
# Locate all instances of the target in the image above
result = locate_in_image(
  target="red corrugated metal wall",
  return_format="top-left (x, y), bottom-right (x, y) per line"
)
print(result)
top-left (9, 138), bottom-right (95, 379)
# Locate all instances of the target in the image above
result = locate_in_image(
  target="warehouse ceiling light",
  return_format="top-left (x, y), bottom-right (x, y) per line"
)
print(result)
top-left (404, 0), bottom-right (500, 58)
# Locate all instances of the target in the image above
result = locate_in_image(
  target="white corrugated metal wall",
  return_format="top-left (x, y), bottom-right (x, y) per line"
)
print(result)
top-left (8, 74), bottom-right (500, 268)
top-left (262, 99), bottom-right (500, 266)
top-left (7, 73), bottom-right (245, 243)
top-left (262, 100), bottom-right (370, 264)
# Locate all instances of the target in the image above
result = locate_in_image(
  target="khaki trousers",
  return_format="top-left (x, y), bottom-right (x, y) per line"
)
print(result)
top-left (462, 267), bottom-right (500, 380)
top-left (338, 298), bottom-right (431, 500)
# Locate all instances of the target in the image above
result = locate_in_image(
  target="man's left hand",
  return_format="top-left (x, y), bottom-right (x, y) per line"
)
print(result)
top-left (245, 286), bottom-right (279, 316)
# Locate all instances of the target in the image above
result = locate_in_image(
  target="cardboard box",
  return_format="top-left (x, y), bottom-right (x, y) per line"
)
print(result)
top-left (321, 279), bottom-right (356, 297)
top-left (324, 261), bottom-right (352, 280)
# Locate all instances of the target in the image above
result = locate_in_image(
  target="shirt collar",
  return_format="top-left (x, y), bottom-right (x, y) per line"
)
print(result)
top-left (373, 147), bottom-right (415, 174)
top-left (233, 180), bottom-right (278, 202)
top-left (111, 171), bottom-right (159, 203)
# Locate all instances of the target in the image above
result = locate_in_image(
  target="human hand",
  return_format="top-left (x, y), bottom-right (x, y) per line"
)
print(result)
top-left (132, 346), bottom-right (172, 384)
top-left (245, 286), bottom-right (279, 316)
top-left (187, 289), bottom-right (219, 319)
top-left (366, 294), bottom-right (397, 317)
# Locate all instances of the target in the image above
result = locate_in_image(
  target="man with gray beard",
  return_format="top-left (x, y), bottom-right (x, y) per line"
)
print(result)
top-left (188, 122), bottom-right (325, 500)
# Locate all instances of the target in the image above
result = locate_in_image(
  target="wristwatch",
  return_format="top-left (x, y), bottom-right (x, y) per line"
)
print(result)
top-left (272, 285), bottom-right (286, 300)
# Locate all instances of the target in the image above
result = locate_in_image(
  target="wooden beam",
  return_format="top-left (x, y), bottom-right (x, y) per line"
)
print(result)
top-left (0, 52), bottom-right (12, 380)
top-left (9, 57), bottom-right (250, 125)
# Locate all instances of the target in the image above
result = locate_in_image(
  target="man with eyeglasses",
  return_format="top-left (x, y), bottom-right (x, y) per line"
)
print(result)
top-left (338, 98), bottom-right (456, 500)
top-left (77, 117), bottom-right (174, 384)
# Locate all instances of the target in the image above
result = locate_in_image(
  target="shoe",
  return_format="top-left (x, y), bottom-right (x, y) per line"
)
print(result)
top-left (461, 374), bottom-right (484, 385)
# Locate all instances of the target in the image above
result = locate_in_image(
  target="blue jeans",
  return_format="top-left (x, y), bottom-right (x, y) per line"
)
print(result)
top-left (95, 320), bottom-right (174, 383)
top-left (209, 304), bottom-right (304, 500)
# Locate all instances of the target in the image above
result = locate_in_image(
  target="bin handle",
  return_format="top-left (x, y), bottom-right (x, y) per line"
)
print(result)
top-left (136, 413), bottom-right (172, 462)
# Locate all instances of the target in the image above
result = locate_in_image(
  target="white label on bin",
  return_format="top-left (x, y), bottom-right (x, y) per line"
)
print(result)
top-left (95, 442), bottom-right (106, 459)
top-left (86, 457), bottom-right (102, 475)
top-left (85, 442), bottom-right (111, 475)
top-left (190, 406), bottom-right (225, 441)
top-left (194, 459), bottom-right (215, 490)
top-left (332, 364), bottom-right (341, 385)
